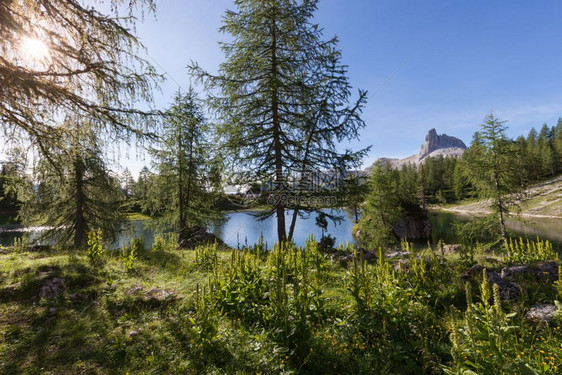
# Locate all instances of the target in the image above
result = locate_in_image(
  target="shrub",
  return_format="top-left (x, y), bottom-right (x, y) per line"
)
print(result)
top-left (13, 236), bottom-right (28, 253)
top-left (445, 269), bottom-right (561, 374)
top-left (87, 229), bottom-right (104, 266)
top-left (121, 244), bottom-right (137, 273)
top-left (502, 237), bottom-right (558, 265)
top-left (194, 242), bottom-right (219, 271)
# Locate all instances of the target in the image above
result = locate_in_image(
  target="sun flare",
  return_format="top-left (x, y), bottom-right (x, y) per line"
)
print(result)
top-left (21, 37), bottom-right (50, 62)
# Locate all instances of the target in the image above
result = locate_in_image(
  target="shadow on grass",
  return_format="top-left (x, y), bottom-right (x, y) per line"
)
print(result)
top-left (0, 256), bottom-right (186, 374)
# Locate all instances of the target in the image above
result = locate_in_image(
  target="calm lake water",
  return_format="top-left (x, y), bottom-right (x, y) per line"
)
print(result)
top-left (429, 212), bottom-right (562, 251)
top-left (212, 210), bottom-right (356, 249)
top-left (1, 210), bottom-right (561, 250)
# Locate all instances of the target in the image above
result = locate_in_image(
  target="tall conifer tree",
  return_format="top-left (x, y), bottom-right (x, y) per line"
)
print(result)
top-left (145, 89), bottom-right (221, 247)
top-left (191, 0), bottom-right (368, 243)
top-left (18, 120), bottom-right (123, 248)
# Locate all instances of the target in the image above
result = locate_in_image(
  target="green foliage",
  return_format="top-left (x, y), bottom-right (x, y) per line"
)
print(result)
top-left (173, 286), bottom-right (222, 362)
top-left (120, 244), bottom-right (137, 273)
top-left (444, 274), bottom-right (562, 375)
top-left (190, 0), bottom-right (368, 242)
top-left (445, 283), bottom-right (526, 374)
top-left (17, 122), bottom-right (124, 249)
top-left (343, 246), bottom-right (449, 373)
top-left (454, 214), bottom-right (502, 248)
top-left (209, 239), bottom-right (328, 364)
top-left (389, 116), bottom-right (562, 209)
top-left (420, 155), bottom-right (462, 203)
top-left (194, 242), bottom-right (219, 271)
top-left (151, 234), bottom-right (176, 253)
top-left (502, 237), bottom-right (559, 265)
top-left (358, 162), bottom-right (402, 249)
top-left (86, 229), bottom-right (104, 266)
top-left (359, 161), bottom-right (430, 249)
top-left (555, 266), bottom-right (562, 298)
top-left (0, 147), bottom-right (30, 212)
top-left (0, 0), bottom-right (159, 161)
top-left (318, 233), bottom-right (336, 251)
top-left (145, 88), bottom-right (223, 246)
top-left (13, 236), bottom-right (28, 254)
top-left (130, 237), bottom-right (145, 256)
top-left (120, 237), bottom-right (144, 273)
top-left (341, 173), bottom-right (370, 223)
top-left (461, 114), bottom-right (524, 241)
top-left (2, 237), bottom-right (562, 374)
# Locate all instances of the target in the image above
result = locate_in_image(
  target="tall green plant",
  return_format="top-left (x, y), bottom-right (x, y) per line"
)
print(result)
top-left (87, 229), bottom-right (105, 266)
top-left (503, 237), bottom-right (558, 265)
top-left (445, 276), bottom-right (537, 374)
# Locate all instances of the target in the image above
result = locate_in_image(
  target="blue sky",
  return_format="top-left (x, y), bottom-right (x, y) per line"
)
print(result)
top-left (124, 0), bottom-right (562, 174)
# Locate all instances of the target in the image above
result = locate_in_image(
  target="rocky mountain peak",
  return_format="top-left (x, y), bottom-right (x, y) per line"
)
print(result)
top-left (419, 128), bottom-right (467, 160)
top-left (366, 128), bottom-right (468, 172)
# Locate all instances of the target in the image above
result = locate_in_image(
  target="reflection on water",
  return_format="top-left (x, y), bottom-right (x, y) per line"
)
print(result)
top-left (506, 217), bottom-right (562, 243)
top-left (114, 221), bottom-right (155, 249)
top-left (212, 209), bottom-right (356, 248)
top-left (0, 221), bottom-right (155, 250)
top-left (429, 212), bottom-right (562, 251)
top-left (1, 211), bottom-right (561, 251)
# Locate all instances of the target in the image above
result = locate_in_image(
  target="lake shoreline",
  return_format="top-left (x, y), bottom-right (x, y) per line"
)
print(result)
top-left (431, 207), bottom-right (562, 220)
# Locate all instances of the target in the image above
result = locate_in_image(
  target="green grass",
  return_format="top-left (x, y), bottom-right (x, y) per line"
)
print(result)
top-left (433, 175), bottom-right (562, 218)
top-left (0, 238), bottom-right (561, 374)
top-left (123, 212), bottom-right (152, 221)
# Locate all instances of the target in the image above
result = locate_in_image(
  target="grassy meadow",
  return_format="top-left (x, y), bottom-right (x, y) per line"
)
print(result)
top-left (0, 236), bottom-right (561, 374)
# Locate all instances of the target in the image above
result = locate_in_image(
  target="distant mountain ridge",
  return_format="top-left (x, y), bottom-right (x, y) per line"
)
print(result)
top-left (367, 128), bottom-right (467, 172)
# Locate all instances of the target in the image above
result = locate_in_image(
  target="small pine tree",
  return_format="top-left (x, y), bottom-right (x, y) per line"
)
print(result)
top-left (145, 89), bottom-right (222, 247)
top-left (20, 123), bottom-right (123, 249)
top-left (461, 113), bottom-right (523, 243)
top-left (358, 162), bottom-right (402, 249)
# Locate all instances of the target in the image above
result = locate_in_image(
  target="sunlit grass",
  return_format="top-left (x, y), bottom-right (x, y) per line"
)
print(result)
top-left (0, 237), bottom-right (561, 374)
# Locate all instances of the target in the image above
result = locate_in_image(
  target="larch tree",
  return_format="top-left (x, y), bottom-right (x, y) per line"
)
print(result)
top-left (462, 113), bottom-right (522, 243)
top-left (537, 124), bottom-right (558, 177)
top-left (357, 161), bottom-right (401, 249)
top-left (525, 127), bottom-right (541, 181)
top-left (190, 0), bottom-right (368, 243)
top-left (0, 147), bottom-right (30, 212)
top-left (132, 166), bottom-right (152, 212)
top-left (341, 172), bottom-right (369, 224)
top-left (18, 119), bottom-right (123, 248)
top-left (555, 119), bottom-right (562, 164)
top-left (121, 168), bottom-right (135, 199)
top-left (145, 89), bottom-right (222, 247)
top-left (0, 0), bottom-right (160, 160)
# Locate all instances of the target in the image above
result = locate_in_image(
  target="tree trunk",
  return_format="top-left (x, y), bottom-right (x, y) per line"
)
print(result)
top-left (287, 97), bottom-right (322, 241)
top-left (494, 171), bottom-right (507, 244)
top-left (184, 137), bottom-right (195, 246)
top-left (271, 12), bottom-right (286, 243)
top-left (73, 157), bottom-right (86, 249)
top-left (497, 196), bottom-right (507, 243)
top-left (288, 207), bottom-right (299, 242)
top-left (178, 125), bottom-right (188, 247)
